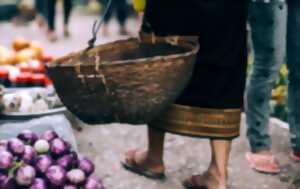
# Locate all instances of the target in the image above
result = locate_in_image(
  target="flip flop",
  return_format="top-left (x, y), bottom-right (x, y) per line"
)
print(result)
top-left (121, 150), bottom-right (166, 180)
top-left (289, 150), bottom-right (300, 162)
top-left (183, 175), bottom-right (207, 189)
top-left (245, 152), bottom-right (281, 174)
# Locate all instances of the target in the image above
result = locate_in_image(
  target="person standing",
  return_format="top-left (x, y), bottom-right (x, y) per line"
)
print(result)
top-left (100, 0), bottom-right (129, 36)
top-left (47, 0), bottom-right (73, 41)
top-left (246, 0), bottom-right (300, 174)
top-left (121, 0), bottom-right (249, 188)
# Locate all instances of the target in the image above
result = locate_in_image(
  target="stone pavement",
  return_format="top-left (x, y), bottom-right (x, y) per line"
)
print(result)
top-left (74, 116), bottom-right (300, 189)
top-left (0, 11), bottom-right (140, 57)
top-left (1, 10), bottom-right (299, 189)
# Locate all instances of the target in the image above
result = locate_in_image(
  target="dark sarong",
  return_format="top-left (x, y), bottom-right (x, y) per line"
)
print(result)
top-left (143, 0), bottom-right (249, 139)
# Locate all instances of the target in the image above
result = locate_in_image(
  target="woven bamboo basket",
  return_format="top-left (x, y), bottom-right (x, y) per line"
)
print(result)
top-left (47, 34), bottom-right (199, 124)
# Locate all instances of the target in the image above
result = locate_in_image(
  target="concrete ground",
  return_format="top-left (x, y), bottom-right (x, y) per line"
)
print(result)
top-left (74, 117), bottom-right (300, 189)
top-left (0, 9), bottom-right (299, 189)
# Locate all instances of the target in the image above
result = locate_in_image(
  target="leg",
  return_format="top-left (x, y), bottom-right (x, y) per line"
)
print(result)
top-left (47, 0), bottom-right (58, 41)
top-left (209, 140), bottom-right (231, 185)
top-left (101, 0), bottom-right (114, 36)
top-left (35, 0), bottom-right (47, 28)
top-left (184, 140), bottom-right (231, 189)
top-left (123, 126), bottom-right (165, 178)
top-left (116, 0), bottom-right (129, 35)
top-left (63, 0), bottom-right (73, 36)
top-left (246, 2), bottom-right (286, 153)
top-left (286, 0), bottom-right (300, 156)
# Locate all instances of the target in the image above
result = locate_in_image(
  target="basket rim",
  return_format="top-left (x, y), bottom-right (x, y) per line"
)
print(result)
top-left (47, 37), bottom-right (199, 68)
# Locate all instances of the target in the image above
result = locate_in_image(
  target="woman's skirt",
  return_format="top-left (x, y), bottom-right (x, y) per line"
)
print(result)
top-left (144, 0), bottom-right (249, 139)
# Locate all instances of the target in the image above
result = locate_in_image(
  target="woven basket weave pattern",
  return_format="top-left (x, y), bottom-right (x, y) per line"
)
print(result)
top-left (47, 35), bottom-right (199, 124)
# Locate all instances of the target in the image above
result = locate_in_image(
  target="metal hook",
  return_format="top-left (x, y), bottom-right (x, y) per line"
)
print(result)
top-left (86, 0), bottom-right (113, 51)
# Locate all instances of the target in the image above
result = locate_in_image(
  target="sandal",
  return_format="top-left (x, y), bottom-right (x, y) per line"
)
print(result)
top-left (121, 149), bottom-right (166, 180)
top-left (289, 150), bottom-right (300, 162)
top-left (246, 152), bottom-right (281, 174)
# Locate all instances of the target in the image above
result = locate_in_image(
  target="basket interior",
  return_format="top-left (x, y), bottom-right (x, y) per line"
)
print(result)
top-left (53, 39), bottom-right (191, 66)
top-left (97, 43), bottom-right (190, 62)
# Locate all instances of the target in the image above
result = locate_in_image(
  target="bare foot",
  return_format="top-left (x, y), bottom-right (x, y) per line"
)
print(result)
top-left (183, 167), bottom-right (227, 189)
top-left (63, 26), bottom-right (70, 38)
top-left (119, 26), bottom-right (129, 36)
top-left (124, 149), bottom-right (165, 175)
top-left (102, 25), bottom-right (109, 37)
top-left (47, 31), bottom-right (58, 42)
top-left (36, 15), bottom-right (46, 28)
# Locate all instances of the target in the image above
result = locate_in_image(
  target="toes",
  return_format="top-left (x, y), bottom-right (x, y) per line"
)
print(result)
top-left (124, 149), bottom-right (138, 165)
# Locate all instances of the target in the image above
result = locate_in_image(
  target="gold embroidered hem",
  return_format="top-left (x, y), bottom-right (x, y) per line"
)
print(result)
top-left (150, 104), bottom-right (241, 139)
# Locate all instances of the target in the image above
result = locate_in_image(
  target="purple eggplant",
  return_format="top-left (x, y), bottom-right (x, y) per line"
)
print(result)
top-left (64, 185), bottom-right (77, 189)
top-left (16, 165), bottom-right (36, 186)
top-left (41, 130), bottom-right (58, 142)
top-left (78, 157), bottom-right (95, 176)
top-left (35, 155), bottom-right (53, 174)
top-left (0, 175), bottom-right (16, 189)
top-left (7, 138), bottom-right (25, 156)
top-left (0, 140), bottom-right (8, 150)
top-left (84, 176), bottom-right (105, 189)
top-left (66, 169), bottom-right (86, 185)
top-left (0, 150), bottom-right (13, 169)
top-left (46, 165), bottom-right (66, 186)
top-left (34, 140), bottom-right (50, 154)
top-left (17, 130), bottom-right (38, 145)
top-left (30, 178), bottom-right (47, 189)
top-left (57, 154), bottom-right (76, 170)
top-left (50, 138), bottom-right (70, 156)
top-left (22, 145), bottom-right (37, 165)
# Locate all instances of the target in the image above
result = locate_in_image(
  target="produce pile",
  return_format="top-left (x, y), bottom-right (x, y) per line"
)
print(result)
top-left (270, 64), bottom-right (288, 122)
top-left (0, 130), bottom-right (105, 189)
top-left (0, 38), bottom-right (53, 88)
top-left (0, 87), bottom-right (63, 114)
top-left (132, 0), bottom-right (146, 12)
top-left (248, 57), bottom-right (288, 122)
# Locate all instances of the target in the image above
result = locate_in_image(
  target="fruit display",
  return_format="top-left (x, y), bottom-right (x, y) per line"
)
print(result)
top-left (0, 38), bottom-right (53, 88)
top-left (0, 130), bottom-right (105, 189)
top-left (270, 64), bottom-right (288, 122)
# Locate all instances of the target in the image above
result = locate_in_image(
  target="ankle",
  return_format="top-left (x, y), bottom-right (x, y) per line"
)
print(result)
top-left (208, 164), bottom-right (227, 182)
top-left (254, 150), bottom-right (273, 155)
top-left (145, 151), bottom-right (164, 165)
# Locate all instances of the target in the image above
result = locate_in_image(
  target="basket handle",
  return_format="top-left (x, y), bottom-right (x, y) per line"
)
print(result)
top-left (86, 0), bottom-right (113, 50)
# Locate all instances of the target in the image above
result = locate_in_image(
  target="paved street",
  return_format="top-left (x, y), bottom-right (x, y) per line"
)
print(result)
top-left (75, 117), bottom-right (300, 189)
top-left (0, 9), bottom-right (299, 189)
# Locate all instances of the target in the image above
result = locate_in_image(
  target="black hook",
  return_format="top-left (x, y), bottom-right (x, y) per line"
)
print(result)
top-left (86, 0), bottom-right (113, 50)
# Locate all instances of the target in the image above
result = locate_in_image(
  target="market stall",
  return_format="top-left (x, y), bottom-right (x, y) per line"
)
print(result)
top-left (0, 38), bottom-right (106, 189)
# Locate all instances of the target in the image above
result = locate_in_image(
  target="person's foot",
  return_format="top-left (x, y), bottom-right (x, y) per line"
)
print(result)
top-left (119, 26), bottom-right (129, 36)
top-left (122, 149), bottom-right (165, 179)
top-left (63, 26), bottom-right (70, 38)
top-left (102, 25), bottom-right (109, 37)
top-left (289, 150), bottom-right (300, 162)
top-left (35, 15), bottom-right (46, 28)
top-left (47, 31), bottom-right (58, 42)
top-left (183, 167), bottom-right (227, 189)
top-left (246, 151), bottom-right (281, 174)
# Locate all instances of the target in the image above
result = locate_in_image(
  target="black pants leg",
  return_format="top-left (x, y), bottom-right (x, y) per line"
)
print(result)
top-left (63, 0), bottom-right (73, 26)
top-left (116, 0), bottom-right (128, 26)
top-left (36, 0), bottom-right (47, 17)
top-left (102, 0), bottom-right (114, 24)
top-left (47, 0), bottom-right (56, 31)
